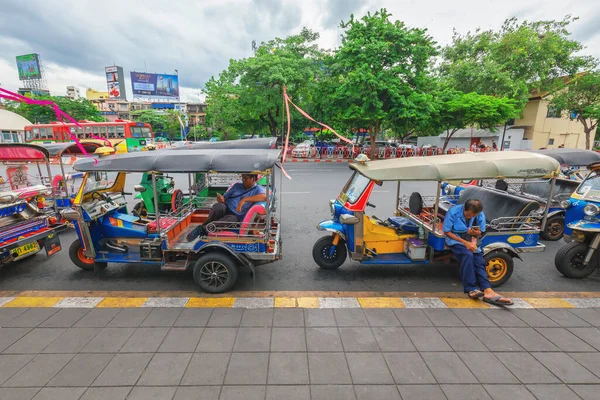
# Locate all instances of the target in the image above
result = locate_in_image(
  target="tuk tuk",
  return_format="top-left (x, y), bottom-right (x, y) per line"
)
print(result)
top-left (313, 152), bottom-right (560, 286)
top-left (62, 148), bottom-right (282, 293)
top-left (0, 144), bottom-right (69, 263)
top-left (133, 138), bottom-right (277, 216)
top-left (555, 160), bottom-right (600, 278)
top-left (531, 148), bottom-right (600, 181)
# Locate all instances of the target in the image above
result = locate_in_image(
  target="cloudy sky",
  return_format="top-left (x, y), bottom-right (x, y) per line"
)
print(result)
top-left (0, 0), bottom-right (598, 103)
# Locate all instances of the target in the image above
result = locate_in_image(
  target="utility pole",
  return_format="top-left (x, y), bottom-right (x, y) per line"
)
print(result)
top-left (175, 69), bottom-right (183, 141)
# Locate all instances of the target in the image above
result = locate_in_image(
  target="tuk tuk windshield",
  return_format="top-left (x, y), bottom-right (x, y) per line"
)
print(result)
top-left (83, 171), bottom-right (119, 194)
top-left (577, 171), bottom-right (600, 199)
top-left (340, 172), bottom-right (371, 204)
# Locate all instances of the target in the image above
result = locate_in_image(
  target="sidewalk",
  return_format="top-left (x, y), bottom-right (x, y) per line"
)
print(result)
top-left (0, 306), bottom-right (599, 400)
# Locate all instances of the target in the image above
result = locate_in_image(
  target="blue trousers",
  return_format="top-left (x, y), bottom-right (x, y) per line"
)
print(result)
top-left (450, 244), bottom-right (492, 293)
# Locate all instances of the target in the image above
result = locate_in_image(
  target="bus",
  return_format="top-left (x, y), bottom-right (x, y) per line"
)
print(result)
top-left (23, 120), bottom-right (155, 153)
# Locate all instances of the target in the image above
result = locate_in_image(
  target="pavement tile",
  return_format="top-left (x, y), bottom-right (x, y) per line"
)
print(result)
top-left (525, 384), bottom-right (581, 400)
top-left (305, 309), bottom-right (336, 327)
top-left (383, 353), bottom-right (436, 384)
top-left (393, 309), bottom-right (433, 326)
top-left (568, 327), bottom-right (600, 351)
top-left (181, 353), bottom-right (230, 385)
top-left (502, 327), bottom-right (561, 352)
top-left (73, 308), bottom-right (120, 328)
top-left (339, 327), bottom-right (379, 351)
top-left (140, 307), bottom-right (183, 327)
top-left (481, 310), bottom-right (528, 327)
top-left (38, 309), bottom-right (89, 328)
top-left (47, 353), bottom-right (114, 387)
top-left (308, 353), bottom-right (352, 384)
top-left (306, 327), bottom-right (343, 352)
top-left (173, 308), bottom-right (213, 327)
top-left (421, 352), bottom-right (478, 384)
top-left (0, 388), bottom-right (41, 400)
top-left (240, 308), bottom-right (273, 327)
top-left (510, 309), bottom-right (560, 327)
top-left (220, 386), bottom-right (265, 400)
top-left (80, 387), bottom-right (132, 400)
top-left (354, 385), bottom-right (401, 400)
top-left (319, 297), bottom-right (360, 308)
top-left (107, 308), bottom-right (151, 327)
top-left (53, 298), bottom-right (103, 308)
top-left (206, 309), bottom-right (242, 327)
top-left (126, 386), bottom-right (177, 400)
top-left (441, 384), bottom-right (492, 400)
top-left (0, 328), bottom-right (31, 352)
top-left (41, 327), bottom-right (100, 354)
top-left (173, 386), bottom-right (221, 400)
top-left (458, 352), bottom-right (519, 384)
top-left (119, 327), bottom-right (169, 353)
top-left (424, 309), bottom-right (465, 326)
top-left (538, 309), bottom-right (590, 327)
top-left (224, 352), bottom-right (268, 385)
top-left (4, 328), bottom-right (65, 354)
top-left (196, 327), bottom-right (237, 352)
top-left (470, 327), bottom-right (524, 352)
top-left (397, 385), bottom-right (446, 400)
top-left (537, 327), bottom-right (596, 352)
top-left (273, 308), bottom-right (304, 327)
top-left (138, 352), bottom-right (192, 386)
top-left (567, 353), bottom-right (600, 379)
top-left (3, 309), bottom-right (58, 328)
top-left (31, 387), bottom-right (86, 400)
top-left (405, 327), bottom-right (452, 351)
top-left (0, 308), bottom-right (27, 326)
top-left (569, 384), bottom-right (600, 400)
top-left (438, 327), bottom-right (488, 351)
top-left (232, 327), bottom-right (271, 352)
top-left (371, 327), bottom-right (416, 352)
top-left (233, 297), bottom-right (274, 308)
top-left (483, 384), bottom-right (536, 400)
top-left (268, 352), bottom-right (309, 384)
top-left (363, 308), bottom-right (401, 327)
top-left (3, 354), bottom-right (74, 387)
top-left (333, 309), bottom-right (368, 326)
top-left (266, 385), bottom-right (310, 400)
top-left (564, 298), bottom-right (600, 308)
top-left (81, 327), bottom-right (135, 353)
top-left (346, 352), bottom-right (394, 384)
top-left (401, 297), bottom-right (447, 308)
top-left (158, 328), bottom-right (203, 352)
top-left (494, 352), bottom-right (560, 384)
top-left (310, 385), bottom-right (356, 400)
top-left (568, 308), bottom-right (600, 326)
top-left (142, 298), bottom-right (189, 308)
top-left (452, 309), bottom-right (496, 327)
top-left (0, 354), bottom-right (35, 385)
top-left (271, 327), bottom-right (306, 352)
top-left (91, 353), bottom-right (152, 386)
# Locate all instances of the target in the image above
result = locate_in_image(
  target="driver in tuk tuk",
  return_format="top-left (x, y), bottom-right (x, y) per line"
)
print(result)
top-left (443, 199), bottom-right (514, 307)
top-left (187, 174), bottom-right (266, 240)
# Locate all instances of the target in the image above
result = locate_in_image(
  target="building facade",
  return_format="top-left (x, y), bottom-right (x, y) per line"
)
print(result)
top-left (0, 109), bottom-right (32, 143)
top-left (86, 88), bottom-right (109, 100)
top-left (417, 127), bottom-right (527, 150)
top-left (66, 86), bottom-right (80, 99)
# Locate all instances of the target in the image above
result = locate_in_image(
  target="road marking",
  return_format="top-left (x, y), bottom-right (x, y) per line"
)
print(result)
top-left (274, 298), bottom-right (297, 308)
top-left (96, 297), bottom-right (148, 308)
top-left (440, 298), bottom-right (490, 308)
top-left (297, 297), bottom-right (320, 308)
top-left (142, 297), bottom-right (189, 307)
top-left (402, 297), bottom-right (448, 308)
top-left (186, 297), bottom-right (235, 308)
top-left (319, 297), bottom-right (360, 308)
top-left (54, 297), bottom-right (103, 308)
top-left (4, 297), bottom-right (62, 307)
top-left (233, 297), bottom-right (274, 308)
top-left (521, 298), bottom-right (575, 308)
top-left (358, 297), bottom-right (405, 308)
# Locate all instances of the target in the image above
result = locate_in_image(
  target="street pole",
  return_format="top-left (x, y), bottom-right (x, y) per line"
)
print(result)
top-left (499, 121), bottom-right (508, 151)
top-left (175, 69), bottom-right (183, 141)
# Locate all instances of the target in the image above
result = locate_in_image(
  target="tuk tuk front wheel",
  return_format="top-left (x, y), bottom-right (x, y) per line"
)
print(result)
top-left (68, 240), bottom-right (106, 271)
top-left (313, 235), bottom-right (347, 270)
top-left (133, 202), bottom-right (147, 217)
top-left (193, 253), bottom-right (239, 294)
top-left (540, 215), bottom-right (564, 241)
top-left (555, 242), bottom-right (598, 279)
top-left (484, 251), bottom-right (514, 287)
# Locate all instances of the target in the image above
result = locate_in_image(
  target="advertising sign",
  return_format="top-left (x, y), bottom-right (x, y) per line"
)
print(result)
top-left (105, 66), bottom-right (126, 99)
top-left (16, 54), bottom-right (41, 80)
top-left (130, 72), bottom-right (179, 100)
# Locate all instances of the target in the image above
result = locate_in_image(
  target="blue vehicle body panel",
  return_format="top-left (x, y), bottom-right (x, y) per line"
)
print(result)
top-left (564, 198), bottom-right (588, 236)
top-left (481, 233), bottom-right (539, 248)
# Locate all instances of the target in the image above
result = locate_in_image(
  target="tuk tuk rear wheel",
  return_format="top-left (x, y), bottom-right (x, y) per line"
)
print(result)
top-left (68, 240), bottom-right (106, 271)
top-left (555, 242), bottom-right (598, 279)
top-left (484, 251), bottom-right (514, 287)
top-left (133, 202), bottom-right (147, 217)
top-left (193, 253), bottom-right (239, 294)
top-left (540, 215), bottom-right (564, 241)
top-left (313, 235), bottom-right (347, 270)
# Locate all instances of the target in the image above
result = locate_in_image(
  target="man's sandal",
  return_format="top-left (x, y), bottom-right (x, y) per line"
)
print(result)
top-left (468, 290), bottom-right (485, 299)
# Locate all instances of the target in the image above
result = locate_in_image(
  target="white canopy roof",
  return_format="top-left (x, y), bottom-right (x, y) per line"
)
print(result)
top-left (0, 109), bottom-right (32, 131)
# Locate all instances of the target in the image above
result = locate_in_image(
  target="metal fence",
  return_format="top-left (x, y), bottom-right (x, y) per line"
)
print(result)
top-left (286, 145), bottom-right (498, 160)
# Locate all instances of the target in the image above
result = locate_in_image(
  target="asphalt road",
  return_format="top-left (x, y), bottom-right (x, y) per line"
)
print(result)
top-left (1, 162), bottom-right (599, 293)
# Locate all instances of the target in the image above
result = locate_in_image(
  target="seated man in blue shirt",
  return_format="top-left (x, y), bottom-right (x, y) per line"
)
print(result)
top-left (187, 174), bottom-right (266, 241)
top-left (443, 199), bottom-right (513, 306)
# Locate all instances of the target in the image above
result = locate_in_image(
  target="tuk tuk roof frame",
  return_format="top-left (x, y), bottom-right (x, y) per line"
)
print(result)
top-left (167, 137), bottom-right (277, 150)
top-left (0, 143), bottom-right (50, 162)
top-left (39, 142), bottom-right (104, 158)
top-left (530, 149), bottom-right (600, 167)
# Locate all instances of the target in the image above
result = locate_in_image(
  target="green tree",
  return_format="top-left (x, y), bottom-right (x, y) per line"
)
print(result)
top-left (131, 109), bottom-right (184, 140)
top-left (326, 9), bottom-right (438, 157)
top-left (550, 72), bottom-right (600, 149)
top-left (4, 95), bottom-right (103, 123)
top-left (187, 125), bottom-right (209, 141)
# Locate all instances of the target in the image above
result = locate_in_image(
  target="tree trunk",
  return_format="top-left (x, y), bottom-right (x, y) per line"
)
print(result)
top-left (442, 128), bottom-right (458, 152)
top-left (370, 122), bottom-right (380, 159)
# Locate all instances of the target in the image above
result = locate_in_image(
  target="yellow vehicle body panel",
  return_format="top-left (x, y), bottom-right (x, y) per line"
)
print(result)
top-left (363, 216), bottom-right (416, 254)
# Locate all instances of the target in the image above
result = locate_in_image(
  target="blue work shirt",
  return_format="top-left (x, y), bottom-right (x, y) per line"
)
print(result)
top-left (443, 204), bottom-right (486, 251)
top-left (224, 182), bottom-right (266, 220)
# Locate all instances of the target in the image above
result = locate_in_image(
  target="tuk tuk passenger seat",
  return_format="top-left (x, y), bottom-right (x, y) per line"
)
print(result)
top-left (208, 203), bottom-right (266, 237)
top-left (147, 218), bottom-right (179, 232)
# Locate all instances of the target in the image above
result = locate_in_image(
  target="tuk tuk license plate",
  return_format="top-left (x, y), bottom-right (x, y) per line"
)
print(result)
top-left (42, 234), bottom-right (62, 257)
top-left (14, 242), bottom-right (40, 258)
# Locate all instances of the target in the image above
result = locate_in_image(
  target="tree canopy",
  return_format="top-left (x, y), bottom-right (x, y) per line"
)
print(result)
top-left (4, 95), bottom-right (102, 123)
top-left (131, 109), bottom-right (185, 140)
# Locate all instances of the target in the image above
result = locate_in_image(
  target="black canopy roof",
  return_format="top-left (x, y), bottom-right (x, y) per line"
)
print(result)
top-left (39, 142), bottom-right (103, 157)
top-left (530, 149), bottom-right (600, 166)
top-left (73, 149), bottom-right (282, 173)
top-left (167, 137), bottom-right (277, 150)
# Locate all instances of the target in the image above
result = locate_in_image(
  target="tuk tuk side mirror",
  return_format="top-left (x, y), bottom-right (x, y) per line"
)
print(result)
top-left (134, 185), bottom-right (146, 193)
top-left (340, 214), bottom-right (360, 225)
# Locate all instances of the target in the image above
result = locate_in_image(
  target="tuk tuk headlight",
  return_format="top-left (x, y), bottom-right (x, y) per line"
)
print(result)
top-left (560, 200), bottom-right (571, 209)
top-left (583, 203), bottom-right (599, 216)
top-left (329, 199), bottom-right (335, 216)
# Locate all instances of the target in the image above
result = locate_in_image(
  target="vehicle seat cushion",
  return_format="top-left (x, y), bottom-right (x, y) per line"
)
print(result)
top-left (456, 186), bottom-right (540, 225)
top-left (387, 217), bottom-right (419, 233)
top-left (147, 217), bottom-right (178, 231)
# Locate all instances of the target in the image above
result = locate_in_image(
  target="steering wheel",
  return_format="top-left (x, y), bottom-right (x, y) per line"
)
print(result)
top-left (91, 191), bottom-right (114, 204)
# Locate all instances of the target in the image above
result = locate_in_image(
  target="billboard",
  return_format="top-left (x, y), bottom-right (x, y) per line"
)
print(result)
top-left (16, 54), bottom-right (41, 80)
top-left (105, 65), bottom-right (126, 99)
top-left (130, 72), bottom-right (179, 100)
